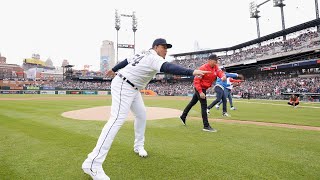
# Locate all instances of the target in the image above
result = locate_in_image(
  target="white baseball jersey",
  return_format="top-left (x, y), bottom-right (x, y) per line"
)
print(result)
top-left (83, 45), bottom-right (170, 177)
top-left (118, 49), bottom-right (166, 89)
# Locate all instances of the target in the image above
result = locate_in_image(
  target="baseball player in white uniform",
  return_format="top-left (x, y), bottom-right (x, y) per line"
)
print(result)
top-left (82, 38), bottom-right (210, 180)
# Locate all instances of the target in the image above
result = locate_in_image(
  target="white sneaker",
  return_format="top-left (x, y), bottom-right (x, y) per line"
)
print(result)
top-left (222, 112), bottom-right (231, 117)
top-left (230, 107), bottom-right (236, 110)
top-left (134, 148), bottom-right (148, 157)
top-left (82, 168), bottom-right (110, 180)
top-left (215, 105), bottom-right (220, 110)
top-left (206, 109), bottom-right (210, 115)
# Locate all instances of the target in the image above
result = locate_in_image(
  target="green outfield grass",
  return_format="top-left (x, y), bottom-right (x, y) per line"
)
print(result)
top-left (0, 95), bottom-right (319, 179)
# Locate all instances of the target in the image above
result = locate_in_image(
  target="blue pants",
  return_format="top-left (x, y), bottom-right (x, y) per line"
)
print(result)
top-left (207, 86), bottom-right (227, 113)
top-left (218, 89), bottom-right (233, 107)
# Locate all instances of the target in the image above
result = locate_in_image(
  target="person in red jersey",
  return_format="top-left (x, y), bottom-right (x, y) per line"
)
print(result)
top-left (179, 54), bottom-right (226, 132)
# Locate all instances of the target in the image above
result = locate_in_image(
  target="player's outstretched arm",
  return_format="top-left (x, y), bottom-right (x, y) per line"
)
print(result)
top-left (160, 62), bottom-right (210, 76)
top-left (111, 59), bottom-right (128, 72)
top-left (193, 69), bottom-right (211, 76)
top-left (105, 59), bottom-right (129, 77)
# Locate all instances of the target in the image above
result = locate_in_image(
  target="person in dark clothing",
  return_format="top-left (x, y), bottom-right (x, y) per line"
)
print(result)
top-left (179, 54), bottom-right (226, 132)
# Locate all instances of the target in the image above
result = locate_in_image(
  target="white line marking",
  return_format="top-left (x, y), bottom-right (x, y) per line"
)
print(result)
top-left (234, 100), bottom-right (320, 109)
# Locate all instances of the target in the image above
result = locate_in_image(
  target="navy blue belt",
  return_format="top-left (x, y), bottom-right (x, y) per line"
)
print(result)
top-left (117, 73), bottom-right (138, 90)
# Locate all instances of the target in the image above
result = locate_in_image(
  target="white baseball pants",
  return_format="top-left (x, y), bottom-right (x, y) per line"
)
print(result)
top-left (83, 75), bottom-right (146, 169)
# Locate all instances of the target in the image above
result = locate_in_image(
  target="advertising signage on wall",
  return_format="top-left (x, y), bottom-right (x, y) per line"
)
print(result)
top-left (83, 91), bottom-right (96, 95)
top-left (58, 91), bottom-right (66, 95)
top-left (260, 66), bottom-right (277, 71)
top-left (1, 91), bottom-right (20, 94)
top-left (23, 91), bottom-right (38, 94)
top-left (98, 91), bottom-right (108, 95)
top-left (26, 86), bottom-right (40, 90)
top-left (24, 58), bottom-right (45, 66)
top-left (40, 91), bottom-right (55, 95)
top-left (43, 86), bottom-right (55, 90)
top-left (277, 59), bottom-right (318, 69)
top-left (118, 44), bottom-right (134, 49)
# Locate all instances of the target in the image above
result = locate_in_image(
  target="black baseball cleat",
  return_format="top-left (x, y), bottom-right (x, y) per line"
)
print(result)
top-left (179, 115), bottom-right (186, 125)
top-left (202, 126), bottom-right (217, 132)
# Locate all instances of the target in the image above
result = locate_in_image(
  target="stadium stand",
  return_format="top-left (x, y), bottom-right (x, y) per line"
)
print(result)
top-left (1, 19), bottom-right (320, 101)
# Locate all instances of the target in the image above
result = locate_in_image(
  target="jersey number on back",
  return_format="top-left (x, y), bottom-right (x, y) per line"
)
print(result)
top-left (132, 55), bottom-right (144, 66)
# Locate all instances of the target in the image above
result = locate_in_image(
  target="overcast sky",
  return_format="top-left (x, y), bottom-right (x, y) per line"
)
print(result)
top-left (0, 0), bottom-right (317, 70)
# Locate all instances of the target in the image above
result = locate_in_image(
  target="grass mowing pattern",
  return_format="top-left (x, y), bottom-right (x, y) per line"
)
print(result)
top-left (0, 95), bottom-right (319, 179)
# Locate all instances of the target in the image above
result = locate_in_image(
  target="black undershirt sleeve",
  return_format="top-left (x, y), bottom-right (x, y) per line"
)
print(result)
top-left (160, 62), bottom-right (194, 76)
top-left (111, 59), bottom-right (128, 72)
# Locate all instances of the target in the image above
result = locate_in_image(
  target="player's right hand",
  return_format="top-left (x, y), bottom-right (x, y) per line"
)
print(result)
top-left (193, 70), bottom-right (211, 76)
top-left (200, 92), bottom-right (206, 99)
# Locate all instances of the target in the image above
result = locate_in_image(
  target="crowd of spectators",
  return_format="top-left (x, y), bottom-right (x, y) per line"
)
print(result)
top-left (42, 81), bottom-right (111, 90)
top-left (232, 76), bottom-right (320, 100)
top-left (12, 73), bottom-right (320, 101)
top-left (144, 76), bottom-right (320, 99)
top-left (145, 81), bottom-right (193, 96)
top-left (3, 29), bottom-right (320, 101)
top-left (172, 29), bottom-right (320, 68)
top-left (5, 72), bottom-right (312, 99)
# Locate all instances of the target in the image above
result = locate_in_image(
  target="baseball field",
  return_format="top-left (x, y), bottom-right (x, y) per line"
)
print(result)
top-left (0, 94), bottom-right (320, 179)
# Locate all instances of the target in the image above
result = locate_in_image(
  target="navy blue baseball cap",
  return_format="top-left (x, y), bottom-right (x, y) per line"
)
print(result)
top-left (152, 38), bottom-right (172, 49)
top-left (208, 54), bottom-right (220, 60)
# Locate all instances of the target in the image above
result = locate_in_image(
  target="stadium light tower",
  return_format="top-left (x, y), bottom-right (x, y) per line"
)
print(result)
top-left (115, 10), bottom-right (138, 63)
top-left (115, 9), bottom-right (121, 63)
top-left (250, 1), bottom-right (261, 39)
top-left (315, 0), bottom-right (320, 32)
top-left (273, 0), bottom-right (286, 40)
top-left (132, 11), bottom-right (138, 54)
top-left (249, 0), bottom-right (271, 40)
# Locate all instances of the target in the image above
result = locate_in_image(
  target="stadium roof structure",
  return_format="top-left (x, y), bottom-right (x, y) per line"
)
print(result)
top-left (170, 18), bottom-right (320, 57)
top-left (63, 65), bottom-right (74, 68)
top-left (0, 63), bottom-right (21, 68)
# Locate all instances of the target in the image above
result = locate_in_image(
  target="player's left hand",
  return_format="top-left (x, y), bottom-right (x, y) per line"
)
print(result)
top-left (106, 70), bottom-right (116, 77)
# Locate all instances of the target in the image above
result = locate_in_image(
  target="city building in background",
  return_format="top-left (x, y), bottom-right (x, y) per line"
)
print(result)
top-left (0, 53), bottom-right (24, 79)
top-left (39, 68), bottom-right (63, 81)
top-left (45, 58), bottom-right (54, 68)
top-left (100, 40), bottom-right (115, 73)
top-left (0, 63), bottom-right (24, 80)
top-left (0, 53), bottom-right (7, 64)
top-left (20, 54), bottom-right (63, 81)
top-left (23, 54), bottom-right (54, 70)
